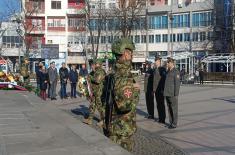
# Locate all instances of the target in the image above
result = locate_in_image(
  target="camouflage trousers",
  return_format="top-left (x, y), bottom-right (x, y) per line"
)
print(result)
top-left (109, 134), bottom-right (134, 151)
top-left (88, 96), bottom-right (104, 121)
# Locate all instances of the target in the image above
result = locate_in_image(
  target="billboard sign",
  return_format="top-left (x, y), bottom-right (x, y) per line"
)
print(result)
top-left (41, 44), bottom-right (59, 59)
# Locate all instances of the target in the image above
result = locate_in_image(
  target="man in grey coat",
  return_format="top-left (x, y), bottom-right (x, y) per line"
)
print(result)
top-left (48, 62), bottom-right (58, 100)
top-left (153, 56), bottom-right (166, 124)
top-left (164, 57), bottom-right (180, 129)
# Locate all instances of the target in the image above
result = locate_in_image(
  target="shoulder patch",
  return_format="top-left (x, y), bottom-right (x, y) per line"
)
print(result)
top-left (123, 88), bottom-right (133, 99)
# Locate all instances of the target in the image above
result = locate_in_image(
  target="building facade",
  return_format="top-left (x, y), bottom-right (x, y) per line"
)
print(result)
top-left (22, 0), bottom-right (86, 69)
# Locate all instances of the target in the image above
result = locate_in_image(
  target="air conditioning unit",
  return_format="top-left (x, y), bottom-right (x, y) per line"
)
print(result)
top-left (178, 4), bottom-right (183, 8)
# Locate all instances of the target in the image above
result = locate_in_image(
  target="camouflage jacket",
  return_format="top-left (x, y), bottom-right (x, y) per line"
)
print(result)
top-left (91, 67), bottom-right (106, 96)
top-left (20, 63), bottom-right (29, 77)
top-left (111, 61), bottom-right (140, 136)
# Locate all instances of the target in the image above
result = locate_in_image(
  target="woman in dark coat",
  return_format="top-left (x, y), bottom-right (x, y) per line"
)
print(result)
top-left (39, 66), bottom-right (48, 100)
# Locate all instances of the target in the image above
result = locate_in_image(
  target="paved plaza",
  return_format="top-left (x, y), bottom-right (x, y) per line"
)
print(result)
top-left (0, 91), bottom-right (130, 155)
top-left (0, 85), bottom-right (235, 155)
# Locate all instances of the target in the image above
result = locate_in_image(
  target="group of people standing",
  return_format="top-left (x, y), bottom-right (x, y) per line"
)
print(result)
top-left (144, 56), bottom-right (180, 129)
top-left (36, 62), bottom-right (88, 101)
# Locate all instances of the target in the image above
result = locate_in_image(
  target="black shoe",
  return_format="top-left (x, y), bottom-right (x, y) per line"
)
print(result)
top-left (64, 97), bottom-right (68, 99)
top-left (74, 96), bottom-right (77, 98)
top-left (147, 115), bottom-right (154, 119)
top-left (158, 120), bottom-right (165, 124)
top-left (168, 125), bottom-right (176, 129)
top-left (53, 98), bottom-right (57, 100)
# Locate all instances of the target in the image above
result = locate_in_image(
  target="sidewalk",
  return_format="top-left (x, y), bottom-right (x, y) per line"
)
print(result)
top-left (0, 91), bottom-right (131, 155)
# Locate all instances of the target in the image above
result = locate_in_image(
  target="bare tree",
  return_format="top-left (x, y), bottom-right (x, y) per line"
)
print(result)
top-left (113, 0), bottom-right (146, 37)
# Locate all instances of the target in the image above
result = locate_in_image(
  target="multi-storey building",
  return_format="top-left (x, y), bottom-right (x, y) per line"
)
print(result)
top-left (22, 0), bottom-right (86, 69)
top-left (86, 0), bottom-right (214, 72)
top-left (21, 0), bottom-right (232, 72)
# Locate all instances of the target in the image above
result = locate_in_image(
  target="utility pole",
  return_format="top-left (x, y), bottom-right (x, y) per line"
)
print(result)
top-left (145, 0), bottom-right (149, 61)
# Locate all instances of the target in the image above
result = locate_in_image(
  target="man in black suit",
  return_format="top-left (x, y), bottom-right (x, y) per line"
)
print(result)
top-left (153, 57), bottom-right (167, 124)
top-left (144, 61), bottom-right (154, 119)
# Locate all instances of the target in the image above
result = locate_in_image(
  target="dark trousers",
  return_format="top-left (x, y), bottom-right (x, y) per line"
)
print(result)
top-left (200, 76), bottom-right (204, 84)
top-left (155, 92), bottom-right (166, 123)
top-left (40, 90), bottom-right (47, 100)
top-left (166, 96), bottom-right (178, 127)
top-left (50, 81), bottom-right (57, 99)
top-left (48, 83), bottom-right (51, 98)
top-left (60, 83), bottom-right (67, 98)
top-left (145, 91), bottom-right (154, 117)
top-left (71, 83), bottom-right (77, 97)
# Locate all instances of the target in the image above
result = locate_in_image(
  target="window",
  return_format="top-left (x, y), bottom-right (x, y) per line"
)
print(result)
top-left (177, 34), bottom-right (183, 42)
top-left (208, 31), bottom-right (213, 41)
top-left (2, 36), bottom-right (23, 48)
top-left (51, 1), bottom-right (61, 9)
top-left (101, 36), bottom-right (106, 44)
top-left (156, 35), bottom-right (161, 43)
top-left (184, 33), bottom-right (190, 41)
top-left (162, 34), bottom-right (168, 42)
top-left (108, 36), bottom-right (113, 43)
top-left (135, 35), bottom-right (140, 43)
top-left (149, 15), bottom-right (168, 29)
top-left (170, 34), bottom-right (176, 42)
top-left (172, 13), bottom-right (190, 28)
top-left (192, 11), bottom-right (212, 27)
top-left (68, 18), bottom-right (85, 28)
top-left (149, 35), bottom-right (154, 43)
top-left (141, 35), bottom-right (146, 43)
top-left (192, 32), bottom-right (199, 41)
top-left (48, 40), bottom-right (53, 44)
top-left (200, 32), bottom-right (206, 41)
top-left (48, 18), bottom-right (65, 27)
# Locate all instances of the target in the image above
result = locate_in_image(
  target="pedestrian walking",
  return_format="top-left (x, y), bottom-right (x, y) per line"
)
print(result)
top-left (48, 61), bottom-right (58, 100)
top-left (144, 61), bottom-right (154, 119)
top-left (199, 69), bottom-right (204, 85)
top-left (105, 38), bottom-right (140, 151)
top-left (39, 66), bottom-right (48, 100)
top-left (164, 57), bottom-right (180, 129)
top-left (69, 65), bottom-right (78, 98)
top-left (59, 62), bottom-right (69, 99)
top-left (153, 56), bottom-right (166, 124)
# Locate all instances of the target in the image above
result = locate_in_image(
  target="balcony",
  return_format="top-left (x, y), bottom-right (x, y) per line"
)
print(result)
top-left (67, 1), bottom-right (86, 15)
top-left (25, 1), bottom-right (45, 16)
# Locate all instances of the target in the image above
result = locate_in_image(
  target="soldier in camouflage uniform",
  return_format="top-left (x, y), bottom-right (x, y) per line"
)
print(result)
top-left (109, 38), bottom-right (140, 151)
top-left (83, 59), bottom-right (106, 127)
top-left (20, 57), bottom-right (30, 83)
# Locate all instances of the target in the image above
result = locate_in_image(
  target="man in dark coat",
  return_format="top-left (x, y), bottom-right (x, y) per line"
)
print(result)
top-left (59, 62), bottom-right (69, 99)
top-left (144, 61), bottom-right (154, 119)
top-left (69, 65), bottom-right (78, 98)
top-left (79, 64), bottom-right (88, 77)
top-left (199, 69), bottom-right (204, 85)
top-left (153, 57), bottom-right (166, 124)
top-left (164, 57), bottom-right (180, 129)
